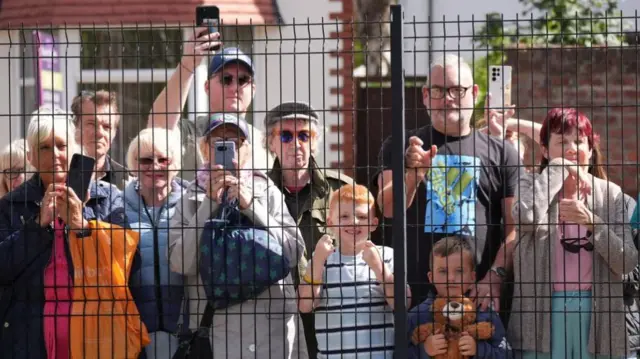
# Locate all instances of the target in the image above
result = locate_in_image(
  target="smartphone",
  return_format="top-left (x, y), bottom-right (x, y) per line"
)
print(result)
top-left (488, 65), bottom-right (512, 109)
top-left (67, 154), bottom-right (96, 202)
top-left (196, 5), bottom-right (220, 34)
top-left (214, 141), bottom-right (237, 171)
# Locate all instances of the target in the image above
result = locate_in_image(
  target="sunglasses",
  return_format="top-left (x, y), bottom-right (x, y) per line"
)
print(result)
top-left (220, 74), bottom-right (252, 87)
top-left (279, 130), bottom-right (314, 144)
top-left (139, 157), bottom-right (171, 166)
top-left (560, 236), bottom-right (594, 253)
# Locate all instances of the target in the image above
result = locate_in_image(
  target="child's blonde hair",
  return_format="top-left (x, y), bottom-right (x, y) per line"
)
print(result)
top-left (328, 183), bottom-right (376, 215)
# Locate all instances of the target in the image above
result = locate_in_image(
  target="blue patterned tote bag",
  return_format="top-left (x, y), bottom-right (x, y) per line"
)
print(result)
top-left (199, 202), bottom-right (291, 309)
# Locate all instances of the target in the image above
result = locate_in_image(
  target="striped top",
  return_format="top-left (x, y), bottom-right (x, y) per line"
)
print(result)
top-left (315, 246), bottom-right (395, 359)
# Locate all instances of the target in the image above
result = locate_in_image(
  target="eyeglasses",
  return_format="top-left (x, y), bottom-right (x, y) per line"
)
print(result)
top-left (426, 86), bottom-right (471, 100)
top-left (80, 90), bottom-right (96, 98)
top-left (220, 74), bottom-right (252, 87)
top-left (139, 157), bottom-right (171, 166)
top-left (208, 137), bottom-right (246, 147)
top-left (560, 236), bottom-right (594, 253)
top-left (278, 130), bottom-right (314, 144)
top-left (2, 167), bottom-right (25, 180)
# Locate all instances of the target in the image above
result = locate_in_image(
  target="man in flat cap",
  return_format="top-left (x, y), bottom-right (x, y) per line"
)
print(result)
top-left (265, 101), bottom-right (354, 358)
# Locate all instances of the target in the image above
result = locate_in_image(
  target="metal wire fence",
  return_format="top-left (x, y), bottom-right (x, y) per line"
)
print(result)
top-left (0, 4), bottom-right (639, 359)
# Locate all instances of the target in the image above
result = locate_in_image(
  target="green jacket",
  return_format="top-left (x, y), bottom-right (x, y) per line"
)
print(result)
top-left (268, 157), bottom-right (353, 272)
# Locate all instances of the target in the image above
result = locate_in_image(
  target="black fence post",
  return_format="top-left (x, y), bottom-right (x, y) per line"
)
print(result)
top-left (390, 4), bottom-right (408, 359)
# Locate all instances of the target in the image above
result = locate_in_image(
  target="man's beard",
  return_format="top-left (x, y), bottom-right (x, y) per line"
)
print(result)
top-left (428, 107), bottom-right (474, 134)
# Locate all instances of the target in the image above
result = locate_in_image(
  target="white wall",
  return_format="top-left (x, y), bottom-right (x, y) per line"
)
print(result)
top-left (399, 0), bottom-right (430, 77)
top-left (0, 31), bottom-right (25, 149)
top-left (404, 0), bottom-right (640, 76)
top-left (252, 0), bottom-right (343, 169)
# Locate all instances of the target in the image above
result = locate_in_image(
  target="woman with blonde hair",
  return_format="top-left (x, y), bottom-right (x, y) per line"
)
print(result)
top-left (0, 139), bottom-right (31, 196)
top-left (122, 127), bottom-right (188, 359)
top-left (0, 107), bottom-right (144, 359)
top-left (168, 113), bottom-right (307, 359)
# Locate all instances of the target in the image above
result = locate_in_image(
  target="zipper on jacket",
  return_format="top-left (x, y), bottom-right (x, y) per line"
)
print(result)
top-left (152, 226), bottom-right (164, 331)
top-left (141, 201), bottom-right (165, 331)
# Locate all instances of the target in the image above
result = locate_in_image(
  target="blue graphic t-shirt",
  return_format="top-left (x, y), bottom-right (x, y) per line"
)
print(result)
top-left (375, 126), bottom-right (521, 306)
top-left (424, 154), bottom-right (482, 235)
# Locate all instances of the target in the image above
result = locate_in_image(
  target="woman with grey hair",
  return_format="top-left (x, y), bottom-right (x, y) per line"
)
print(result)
top-left (0, 108), bottom-right (139, 358)
top-left (122, 128), bottom-right (188, 359)
top-left (0, 139), bottom-right (32, 196)
top-left (168, 113), bottom-right (307, 359)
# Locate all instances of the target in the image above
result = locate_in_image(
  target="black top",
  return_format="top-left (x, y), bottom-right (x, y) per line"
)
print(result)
top-left (373, 126), bottom-right (522, 306)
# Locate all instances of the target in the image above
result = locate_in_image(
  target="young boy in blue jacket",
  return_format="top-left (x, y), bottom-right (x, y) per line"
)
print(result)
top-left (407, 236), bottom-right (512, 358)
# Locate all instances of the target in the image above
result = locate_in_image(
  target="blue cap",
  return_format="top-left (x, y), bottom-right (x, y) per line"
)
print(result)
top-left (208, 47), bottom-right (255, 78)
top-left (202, 113), bottom-right (251, 143)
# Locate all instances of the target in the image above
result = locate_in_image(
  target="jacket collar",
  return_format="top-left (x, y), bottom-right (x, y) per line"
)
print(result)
top-left (268, 156), bottom-right (329, 198)
top-left (123, 178), bottom-right (187, 211)
top-left (99, 155), bottom-right (127, 183)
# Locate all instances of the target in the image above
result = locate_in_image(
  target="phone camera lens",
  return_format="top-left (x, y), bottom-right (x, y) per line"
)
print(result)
top-left (217, 146), bottom-right (227, 151)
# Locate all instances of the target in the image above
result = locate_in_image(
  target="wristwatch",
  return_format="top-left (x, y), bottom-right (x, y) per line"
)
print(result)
top-left (490, 266), bottom-right (507, 279)
top-left (74, 228), bottom-right (93, 238)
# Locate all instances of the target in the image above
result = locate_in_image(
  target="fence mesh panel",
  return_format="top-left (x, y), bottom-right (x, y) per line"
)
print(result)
top-left (0, 5), bottom-right (638, 359)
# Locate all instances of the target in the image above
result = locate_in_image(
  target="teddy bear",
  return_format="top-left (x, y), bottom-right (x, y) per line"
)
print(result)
top-left (411, 295), bottom-right (495, 359)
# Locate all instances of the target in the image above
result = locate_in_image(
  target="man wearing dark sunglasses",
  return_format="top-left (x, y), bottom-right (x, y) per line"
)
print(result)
top-left (147, 28), bottom-right (270, 174)
top-left (264, 101), bottom-right (353, 358)
top-left (71, 90), bottom-right (129, 189)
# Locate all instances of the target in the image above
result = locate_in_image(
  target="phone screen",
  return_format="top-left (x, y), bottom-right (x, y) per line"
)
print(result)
top-left (67, 154), bottom-right (96, 202)
top-left (206, 19), bottom-right (219, 34)
top-left (196, 6), bottom-right (220, 33)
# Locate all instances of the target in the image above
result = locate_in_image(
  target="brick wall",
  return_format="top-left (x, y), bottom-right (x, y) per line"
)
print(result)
top-left (328, 0), bottom-right (355, 177)
top-left (505, 46), bottom-right (640, 197)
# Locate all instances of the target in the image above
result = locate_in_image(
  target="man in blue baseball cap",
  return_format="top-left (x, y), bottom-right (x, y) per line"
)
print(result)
top-left (203, 47), bottom-right (256, 119)
top-left (201, 112), bottom-right (251, 141)
top-left (148, 27), bottom-right (270, 172)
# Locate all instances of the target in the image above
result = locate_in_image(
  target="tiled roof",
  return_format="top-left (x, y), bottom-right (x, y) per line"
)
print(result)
top-left (0, 0), bottom-right (279, 28)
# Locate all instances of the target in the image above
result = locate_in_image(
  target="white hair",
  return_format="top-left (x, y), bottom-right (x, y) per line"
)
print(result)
top-left (0, 139), bottom-right (32, 195)
top-left (430, 54), bottom-right (474, 82)
top-left (26, 107), bottom-right (79, 154)
top-left (127, 127), bottom-right (183, 172)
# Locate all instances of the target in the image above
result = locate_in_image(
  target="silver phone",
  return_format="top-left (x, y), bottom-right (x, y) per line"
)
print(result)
top-left (214, 140), bottom-right (237, 171)
top-left (488, 65), bottom-right (512, 109)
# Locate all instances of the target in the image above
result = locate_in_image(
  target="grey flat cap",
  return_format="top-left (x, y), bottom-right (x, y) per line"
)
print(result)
top-left (264, 102), bottom-right (319, 128)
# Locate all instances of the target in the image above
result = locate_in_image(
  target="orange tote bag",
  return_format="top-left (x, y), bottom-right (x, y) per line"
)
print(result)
top-left (68, 220), bottom-right (150, 359)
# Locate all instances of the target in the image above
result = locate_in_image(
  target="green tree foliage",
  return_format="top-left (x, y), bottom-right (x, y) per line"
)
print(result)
top-left (472, 0), bottom-right (632, 122)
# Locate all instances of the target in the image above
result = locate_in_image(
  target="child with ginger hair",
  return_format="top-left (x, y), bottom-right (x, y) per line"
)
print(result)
top-left (298, 184), bottom-right (407, 358)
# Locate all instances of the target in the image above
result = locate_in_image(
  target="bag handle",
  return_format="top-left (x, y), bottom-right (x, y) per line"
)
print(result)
top-left (199, 302), bottom-right (214, 329)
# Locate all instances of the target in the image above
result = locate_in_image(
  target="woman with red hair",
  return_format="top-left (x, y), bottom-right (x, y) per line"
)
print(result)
top-left (508, 108), bottom-right (638, 358)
